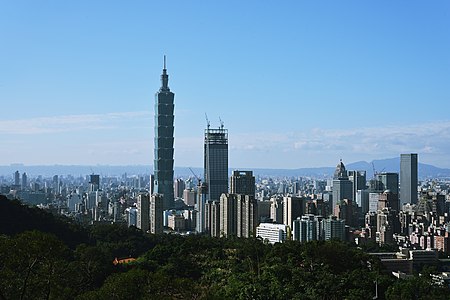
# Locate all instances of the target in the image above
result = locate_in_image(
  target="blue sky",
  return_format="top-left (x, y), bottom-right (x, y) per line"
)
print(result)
top-left (1, 1), bottom-right (449, 168)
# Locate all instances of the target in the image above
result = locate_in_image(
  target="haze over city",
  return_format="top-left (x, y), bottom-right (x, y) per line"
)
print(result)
top-left (1, 1), bottom-right (449, 168)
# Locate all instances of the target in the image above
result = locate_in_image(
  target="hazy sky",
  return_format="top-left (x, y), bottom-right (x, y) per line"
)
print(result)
top-left (1, 1), bottom-right (449, 168)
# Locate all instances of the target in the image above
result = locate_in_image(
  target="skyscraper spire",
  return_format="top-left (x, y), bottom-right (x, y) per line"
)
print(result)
top-left (161, 55), bottom-right (169, 91)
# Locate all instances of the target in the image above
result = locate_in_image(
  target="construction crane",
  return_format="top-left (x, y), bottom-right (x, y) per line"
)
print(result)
top-left (188, 167), bottom-right (201, 184)
top-left (205, 113), bottom-right (210, 129)
top-left (371, 162), bottom-right (377, 179)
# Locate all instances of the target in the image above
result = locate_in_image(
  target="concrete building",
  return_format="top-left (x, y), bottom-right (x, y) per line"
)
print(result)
top-left (324, 216), bottom-right (345, 241)
top-left (183, 188), bottom-right (196, 206)
top-left (236, 194), bottom-right (257, 238)
top-left (154, 57), bottom-right (175, 210)
top-left (256, 223), bottom-right (288, 244)
top-left (220, 193), bottom-right (237, 237)
top-left (270, 196), bottom-right (284, 223)
top-left (150, 194), bottom-right (163, 234)
top-left (168, 214), bottom-right (185, 231)
top-left (205, 200), bottom-right (220, 237)
top-left (230, 170), bottom-right (255, 196)
top-left (292, 214), bottom-right (323, 242)
top-left (174, 179), bottom-right (185, 199)
top-left (400, 153), bottom-right (418, 206)
top-left (125, 207), bottom-right (137, 227)
top-left (195, 182), bottom-right (208, 233)
top-left (137, 193), bottom-right (150, 232)
top-left (283, 196), bottom-right (304, 229)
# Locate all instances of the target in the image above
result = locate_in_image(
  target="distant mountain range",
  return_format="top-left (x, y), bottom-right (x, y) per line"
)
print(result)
top-left (1, 157), bottom-right (449, 179)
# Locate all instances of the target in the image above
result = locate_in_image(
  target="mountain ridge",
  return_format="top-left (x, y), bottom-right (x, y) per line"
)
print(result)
top-left (0, 157), bottom-right (449, 179)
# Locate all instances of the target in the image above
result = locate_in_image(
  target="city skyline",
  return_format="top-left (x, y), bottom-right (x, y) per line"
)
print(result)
top-left (1, 1), bottom-right (450, 168)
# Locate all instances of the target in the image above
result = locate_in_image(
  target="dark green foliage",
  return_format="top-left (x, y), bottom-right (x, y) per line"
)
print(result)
top-left (0, 195), bottom-right (88, 248)
top-left (0, 196), bottom-right (448, 299)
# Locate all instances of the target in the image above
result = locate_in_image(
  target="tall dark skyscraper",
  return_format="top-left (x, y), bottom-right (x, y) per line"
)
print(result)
top-left (230, 170), bottom-right (255, 196)
top-left (204, 124), bottom-right (228, 201)
top-left (400, 153), bottom-right (418, 206)
top-left (154, 56), bottom-right (175, 210)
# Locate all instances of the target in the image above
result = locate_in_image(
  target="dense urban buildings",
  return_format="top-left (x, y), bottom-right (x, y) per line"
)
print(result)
top-left (154, 56), bottom-right (175, 210)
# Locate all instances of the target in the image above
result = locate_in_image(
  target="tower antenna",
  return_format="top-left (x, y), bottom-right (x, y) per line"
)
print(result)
top-left (163, 55), bottom-right (166, 69)
top-left (219, 117), bottom-right (224, 129)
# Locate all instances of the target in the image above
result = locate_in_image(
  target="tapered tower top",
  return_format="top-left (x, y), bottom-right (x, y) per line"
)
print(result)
top-left (160, 55), bottom-right (170, 91)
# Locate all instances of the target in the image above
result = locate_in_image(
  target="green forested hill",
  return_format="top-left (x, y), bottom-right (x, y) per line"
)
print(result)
top-left (0, 195), bottom-right (447, 299)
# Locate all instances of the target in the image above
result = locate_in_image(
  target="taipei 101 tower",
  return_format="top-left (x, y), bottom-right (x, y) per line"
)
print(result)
top-left (154, 56), bottom-right (174, 210)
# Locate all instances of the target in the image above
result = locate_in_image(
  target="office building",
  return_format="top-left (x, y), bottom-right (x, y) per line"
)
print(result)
top-left (89, 174), bottom-right (100, 192)
top-left (230, 170), bottom-right (255, 196)
top-left (356, 190), bottom-right (369, 214)
top-left (332, 160), bottom-right (353, 212)
top-left (14, 171), bottom-right (20, 187)
top-left (283, 196), bottom-right (304, 229)
top-left (400, 153), bottom-right (418, 206)
top-left (324, 216), bottom-right (345, 241)
top-left (348, 170), bottom-right (366, 203)
top-left (256, 223), bottom-right (288, 244)
top-left (377, 172), bottom-right (399, 195)
top-left (154, 57), bottom-right (175, 210)
top-left (137, 193), bottom-right (150, 232)
top-left (150, 194), bottom-right (164, 234)
top-left (21, 172), bottom-right (27, 190)
top-left (204, 124), bottom-right (228, 201)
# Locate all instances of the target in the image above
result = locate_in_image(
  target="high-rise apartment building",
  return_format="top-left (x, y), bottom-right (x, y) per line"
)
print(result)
top-left (137, 193), bottom-right (150, 232)
top-left (150, 194), bottom-right (164, 234)
top-left (220, 193), bottom-right (237, 237)
top-left (400, 153), bottom-right (418, 206)
top-left (230, 170), bottom-right (255, 196)
top-left (204, 125), bottom-right (228, 201)
top-left (236, 194), bottom-right (257, 238)
top-left (174, 178), bottom-right (185, 199)
top-left (154, 57), bottom-right (175, 210)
